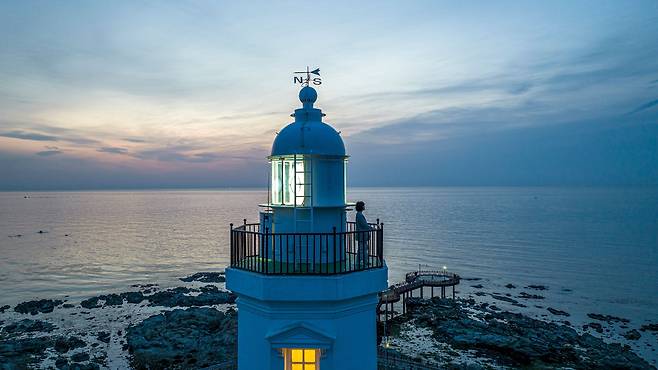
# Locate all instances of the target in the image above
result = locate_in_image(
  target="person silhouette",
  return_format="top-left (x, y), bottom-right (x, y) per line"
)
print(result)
top-left (355, 201), bottom-right (372, 269)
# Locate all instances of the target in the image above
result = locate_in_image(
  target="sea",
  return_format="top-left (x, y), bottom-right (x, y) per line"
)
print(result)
top-left (1, 187), bottom-right (657, 361)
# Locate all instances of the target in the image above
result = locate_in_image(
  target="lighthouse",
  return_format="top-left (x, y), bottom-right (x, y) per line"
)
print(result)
top-left (226, 85), bottom-right (388, 370)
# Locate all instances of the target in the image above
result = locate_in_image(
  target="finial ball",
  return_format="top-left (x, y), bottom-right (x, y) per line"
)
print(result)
top-left (299, 86), bottom-right (317, 105)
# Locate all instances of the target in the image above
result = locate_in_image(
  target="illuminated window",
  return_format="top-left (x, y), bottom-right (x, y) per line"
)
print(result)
top-left (284, 348), bottom-right (319, 370)
top-left (271, 156), bottom-right (307, 206)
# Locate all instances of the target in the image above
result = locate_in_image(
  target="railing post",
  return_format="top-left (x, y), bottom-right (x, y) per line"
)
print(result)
top-left (263, 227), bottom-right (269, 274)
top-left (230, 223), bottom-right (234, 266)
top-left (379, 223), bottom-right (384, 267)
top-left (332, 226), bottom-right (337, 274)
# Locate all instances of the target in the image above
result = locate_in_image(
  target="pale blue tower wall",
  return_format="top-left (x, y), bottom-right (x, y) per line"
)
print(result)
top-left (226, 267), bottom-right (388, 370)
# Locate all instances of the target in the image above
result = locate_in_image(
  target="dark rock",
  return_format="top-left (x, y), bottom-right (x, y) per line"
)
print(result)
top-left (80, 291), bottom-right (146, 309)
top-left (384, 298), bottom-right (652, 369)
top-left (490, 294), bottom-right (519, 304)
top-left (474, 291), bottom-right (486, 296)
top-left (69, 363), bottom-right (100, 370)
top-left (62, 304), bottom-right (75, 308)
top-left (470, 284), bottom-right (484, 289)
top-left (0, 304), bottom-right (10, 313)
top-left (3, 319), bottom-right (57, 335)
top-left (71, 352), bottom-right (90, 362)
top-left (126, 307), bottom-right (236, 369)
top-left (518, 292), bottom-right (544, 299)
top-left (623, 329), bottom-right (642, 340)
top-left (180, 272), bottom-right (226, 283)
top-left (54, 336), bottom-right (86, 353)
top-left (14, 299), bottom-right (64, 315)
top-left (587, 313), bottom-right (630, 324)
top-left (55, 356), bottom-right (69, 369)
top-left (97, 331), bottom-right (111, 343)
top-left (584, 322), bottom-right (604, 333)
top-left (145, 287), bottom-right (236, 307)
top-left (547, 307), bottom-right (570, 316)
top-left (121, 291), bottom-right (145, 304)
top-left (525, 285), bottom-right (548, 291)
top-left (504, 284), bottom-right (516, 289)
top-left (0, 336), bottom-right (53, 368)
top-left (640, 323), bottom-right (658, 333)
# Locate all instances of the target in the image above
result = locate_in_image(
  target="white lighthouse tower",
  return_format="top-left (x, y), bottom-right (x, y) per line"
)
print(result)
top-left (226, 86), bottom-right (388, 370)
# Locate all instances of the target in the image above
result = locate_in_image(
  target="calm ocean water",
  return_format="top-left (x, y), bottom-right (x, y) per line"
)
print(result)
top-left (1, 187), bottom-right (657, 325)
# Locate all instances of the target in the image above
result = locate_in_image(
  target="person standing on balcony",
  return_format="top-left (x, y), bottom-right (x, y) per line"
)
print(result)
top-left (355, 201), bottom-right (372, 268)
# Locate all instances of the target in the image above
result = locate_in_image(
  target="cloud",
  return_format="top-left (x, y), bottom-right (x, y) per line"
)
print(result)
top-left (36, 149), bottom-right (62, 156)
top-left (123, 138), bottom-right (148, 143)
top-left (97, 146), bottom-right (128, 154)
top-left (628, 99), bottom-right (658, 115)
top-left (0, 130), bottom-right (57, 141)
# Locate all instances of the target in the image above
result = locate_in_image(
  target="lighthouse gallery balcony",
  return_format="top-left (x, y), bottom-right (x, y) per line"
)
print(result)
top-left (230, 221), bottom-right (384, 274)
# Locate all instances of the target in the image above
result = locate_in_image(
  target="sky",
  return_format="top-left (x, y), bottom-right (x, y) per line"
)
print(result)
top-left (0, 1), bottom-right (657, 190)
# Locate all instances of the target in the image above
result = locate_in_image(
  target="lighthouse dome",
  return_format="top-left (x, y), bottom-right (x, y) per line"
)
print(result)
top-left (271, 87), bottom-right (346, 157)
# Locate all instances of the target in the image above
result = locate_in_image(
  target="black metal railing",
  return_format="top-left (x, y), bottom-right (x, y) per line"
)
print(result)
top-left (230, 221), bottom-right (384, 275)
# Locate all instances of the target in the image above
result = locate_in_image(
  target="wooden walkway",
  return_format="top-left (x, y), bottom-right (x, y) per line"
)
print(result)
top-left (378, 270), bottom-right (460, 321)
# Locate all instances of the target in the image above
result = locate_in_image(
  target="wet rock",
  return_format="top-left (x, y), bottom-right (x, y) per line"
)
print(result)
top-left (54, 336), bottom-right (86, 353)
top-left (69, 363), bottom-right (100, 370)
top-left (0, 336), bottom-right (52, 368)
top-left (504, 284), bottom-right (516, 289)
top-left (525, 285), bottom-right (548, 290)
top-left (388, 298), bottom-right (652, 369)
top-left (0, 304), bottom-right (10, 313)
top-left (624, 329), bottom-right (642, 340)
top-left (55, 356), bottom-right (69, 369)
top-left (180, 272), bottom-right (226, 283)
top-left (640, 323), bottom-right (658, 333)
top-left (517, 292), bottom-right (544, 299)
top-left (97, 331), bottom-right (111, 343)
top-left (126, 307), bottom-right (236, 369)
top-left (587, 313), bottom-right (630, 324)
top-left (71, 352), bottom-right (90, 362)
top-left (80, 291), bottom-right (146, 308)
top-left (470, 284), bottom-right (484, 289)
top-left (583, 322), bottom-right (604, 333)
top-left (14, 299), bottom-right (64, 315)
top-left (145, 286), bottom-right (235, 307)
top-left (547, 307), bottom-right (570, 316)
top-left (62, 303), bottom-right (75, 308)
top-left (490, 294), bottom-right (519, 304)
top-left (3, 319), bottom-right (57, 335)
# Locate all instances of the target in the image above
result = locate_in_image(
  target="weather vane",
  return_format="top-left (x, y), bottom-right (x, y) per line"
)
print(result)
top-left (293, 66), bottom-right (321, 86)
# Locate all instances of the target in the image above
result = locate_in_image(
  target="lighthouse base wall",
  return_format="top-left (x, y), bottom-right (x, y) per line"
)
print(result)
top-left (226, 267), bottom-right (388, 370)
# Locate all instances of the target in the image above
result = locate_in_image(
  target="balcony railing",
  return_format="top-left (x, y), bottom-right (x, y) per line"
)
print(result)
top-left (230, 221), bottom-right (384, 275)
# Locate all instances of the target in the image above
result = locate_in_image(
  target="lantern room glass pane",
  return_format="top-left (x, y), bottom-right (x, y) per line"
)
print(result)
top-left (271, 160), bottom-right (282, 204)
top-left (271, 156), bottom-right (308, 206)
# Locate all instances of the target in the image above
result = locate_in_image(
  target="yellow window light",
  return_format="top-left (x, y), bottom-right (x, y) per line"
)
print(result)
top-left (304, 349), bottom-right (316, 363)
top-left (291, 349), bottom-right (303, 363)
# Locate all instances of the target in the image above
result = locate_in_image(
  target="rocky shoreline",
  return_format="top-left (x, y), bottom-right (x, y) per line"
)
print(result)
top-left (378, 297), bottom-right (655, 369)
top-left (1, 272), bottom-right (656, 369)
